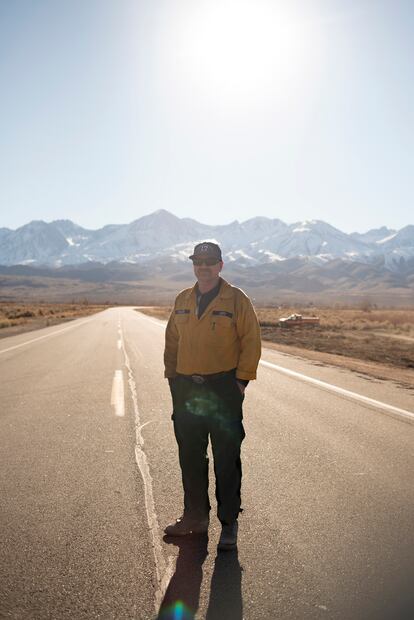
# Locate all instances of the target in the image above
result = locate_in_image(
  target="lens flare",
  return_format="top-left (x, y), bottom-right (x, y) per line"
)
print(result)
top-left (183, 387), bottom-right (242, 435)
top-left (158, 599), bottom-right (194, 620)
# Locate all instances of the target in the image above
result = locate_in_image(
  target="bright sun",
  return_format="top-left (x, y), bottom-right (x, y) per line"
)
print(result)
top-left (167, 0), bottom-right (314, 108)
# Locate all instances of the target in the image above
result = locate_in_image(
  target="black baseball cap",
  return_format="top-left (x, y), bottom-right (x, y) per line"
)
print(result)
top-left (189, 241), bottom-right (222, 261)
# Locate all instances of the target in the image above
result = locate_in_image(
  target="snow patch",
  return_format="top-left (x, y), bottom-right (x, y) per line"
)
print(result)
top-left (292, 227), bottom-right (311, 233)
top-left (376, 233), bottom-right (398, 244)
top-left (66, 237), bottom-right (80, 247)
top-left (261, 251), bottom-right (286, 262)
top-left (234, 249), bottom-right (255, 260)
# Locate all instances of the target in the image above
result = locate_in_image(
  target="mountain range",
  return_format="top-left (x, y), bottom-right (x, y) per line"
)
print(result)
top-left (0, 209), bottom-right (413, 272)
top-left (0, 210), bottom-right (413, 304)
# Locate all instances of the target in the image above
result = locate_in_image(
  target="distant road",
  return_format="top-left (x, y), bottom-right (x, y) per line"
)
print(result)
top-left (1, 307), bottom-right (413, 619)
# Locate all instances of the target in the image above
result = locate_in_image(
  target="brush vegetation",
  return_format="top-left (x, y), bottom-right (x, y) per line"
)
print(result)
top-left (138, 305), bottom-right (414, 373)
top-left (0, 301), bottom-right (109, 335)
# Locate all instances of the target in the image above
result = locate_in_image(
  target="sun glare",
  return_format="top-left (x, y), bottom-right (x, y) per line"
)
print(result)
top-left (166, 0), bottom-right (315, 109)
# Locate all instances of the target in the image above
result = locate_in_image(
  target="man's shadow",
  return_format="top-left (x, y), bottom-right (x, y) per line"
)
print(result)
top-left (157, 535), bottom-right (242, 620)
top-left (206, 548), bottom-right (243, 620)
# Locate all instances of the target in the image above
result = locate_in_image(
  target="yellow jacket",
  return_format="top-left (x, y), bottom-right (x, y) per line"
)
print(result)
top-left (164, 278), bottom-right (261, 380)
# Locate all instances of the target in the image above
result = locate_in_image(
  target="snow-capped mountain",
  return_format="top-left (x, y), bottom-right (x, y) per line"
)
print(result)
top-left (0, 220), bottom-right (68, 265)
top-left (377, 225), bottom-right (414, 249)
top-left (0, 210), bottom-right (412, 273)
top-left (249, 220), bottom-right (371, 263)
top-left (350, 226), bottom-right (397, 244)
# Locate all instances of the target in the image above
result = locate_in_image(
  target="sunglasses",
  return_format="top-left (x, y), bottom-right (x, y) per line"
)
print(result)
top-left (192, 258), bottom-right (220, 266)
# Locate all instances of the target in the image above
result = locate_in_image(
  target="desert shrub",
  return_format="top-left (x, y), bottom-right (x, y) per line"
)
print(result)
top-left (375, 321), bottom-right (392, 331)
top-left (5, 309), bottom-right (35, 319)
top-left (357, 319), bottom-right (375, 330)
top-left (359, 299), bottom-right (373, 312)
top-left (18, 310), bottom-right (35, 318)
top-left (394, 323), bottom-right (414, 335)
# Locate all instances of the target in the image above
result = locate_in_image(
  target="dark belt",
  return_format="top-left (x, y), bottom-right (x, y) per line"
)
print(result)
top-left (177, 369), bottom-right (235, 385)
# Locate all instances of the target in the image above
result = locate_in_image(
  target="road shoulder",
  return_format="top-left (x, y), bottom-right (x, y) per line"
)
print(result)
top-left (262, 340), bottom-right (414, 388)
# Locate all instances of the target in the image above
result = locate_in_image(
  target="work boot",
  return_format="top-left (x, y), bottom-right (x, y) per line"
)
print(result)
top-left (218, 521), bottom-right (238, 550)
top-left (164, 515), bottom-right (209, 536)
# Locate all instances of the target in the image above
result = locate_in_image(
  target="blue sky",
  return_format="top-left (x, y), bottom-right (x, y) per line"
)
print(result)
top-left (0, 0), bottom-right (413, 233)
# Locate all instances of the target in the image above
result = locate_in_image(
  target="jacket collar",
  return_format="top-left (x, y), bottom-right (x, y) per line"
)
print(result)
top-left (184, 277), bottom-right (233, 302)
top-left (216, 278), bottom-right (233, 299)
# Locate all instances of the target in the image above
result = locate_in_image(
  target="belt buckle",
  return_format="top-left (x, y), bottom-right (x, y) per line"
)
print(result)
top-left (191, 375), bottom-right (205, 384)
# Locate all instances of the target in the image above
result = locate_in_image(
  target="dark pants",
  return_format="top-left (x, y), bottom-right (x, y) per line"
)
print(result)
top-left (170, 372), bottom-right (245, 526)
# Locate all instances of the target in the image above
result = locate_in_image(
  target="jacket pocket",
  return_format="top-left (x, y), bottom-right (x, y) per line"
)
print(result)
top-left (210, 315), bottom-right (233, 334)
top-left (175, 314), bottom-right (189, 324)
top-left (175, 314), bottom-right (189, 334)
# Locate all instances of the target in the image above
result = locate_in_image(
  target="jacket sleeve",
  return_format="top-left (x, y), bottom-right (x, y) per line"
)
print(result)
top-left (235, 293), bottom-right (262, 380)
top-left (164, 308), bottom-right (179, 378)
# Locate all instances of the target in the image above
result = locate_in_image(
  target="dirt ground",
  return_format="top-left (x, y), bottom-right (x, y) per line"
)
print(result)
top-left (137, 305), bottom-right (414, 388)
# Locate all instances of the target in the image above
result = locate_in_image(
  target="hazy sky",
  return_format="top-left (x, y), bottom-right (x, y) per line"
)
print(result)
top-left (1, 0), bottom-right (413, 233)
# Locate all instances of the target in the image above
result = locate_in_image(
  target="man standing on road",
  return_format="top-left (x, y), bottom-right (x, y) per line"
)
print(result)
top-left (164, 241), bottom-right (261, 550)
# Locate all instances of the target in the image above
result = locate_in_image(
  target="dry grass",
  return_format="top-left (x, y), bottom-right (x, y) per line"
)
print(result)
top-left (137, 306), bottom-right (172, 321)
top-left (257, 306), bottom-right (414, 335)
top-left (259, 306), bottom-right (414, 372)
top-left (136, 305), bottom-right (414, 376)
top-left (0, 302), bottom-right (110, 337)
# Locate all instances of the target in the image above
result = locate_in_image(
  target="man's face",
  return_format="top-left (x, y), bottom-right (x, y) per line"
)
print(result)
top-left (192, 257), bottom-right (223, 283)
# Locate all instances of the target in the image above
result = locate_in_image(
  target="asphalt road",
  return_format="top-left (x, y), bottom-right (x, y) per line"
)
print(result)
top-left (1, 307), bottom-right (413, 620)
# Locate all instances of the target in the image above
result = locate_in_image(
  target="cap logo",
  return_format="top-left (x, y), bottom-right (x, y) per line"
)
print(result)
top-left (188, 240), bottom-right (222, 261)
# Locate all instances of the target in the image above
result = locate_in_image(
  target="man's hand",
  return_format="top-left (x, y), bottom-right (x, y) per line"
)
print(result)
top-left (236, 380), bottom-right (246, 394)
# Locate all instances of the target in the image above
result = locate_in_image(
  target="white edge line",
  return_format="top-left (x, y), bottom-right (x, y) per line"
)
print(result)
top-left (133, 310), bottom-right (167, 327)
top-left (135, 310), bottom-right (414, 424)
top-left (260, 360), bottom-right (414, 423)
top-left (0, 316), bottom-right (95, 355)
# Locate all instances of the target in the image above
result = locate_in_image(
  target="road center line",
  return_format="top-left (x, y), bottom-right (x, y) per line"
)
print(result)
top-left (110, 370), bottom-right (125, 417)
top-left (135, 310), bottom-right (414, 423)
top-left (120, 329), bottom-right (172, 614)
top-left (0, 317), bottom-right (95, 355)
top-left (260, 360), bottom-right (414, 423)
